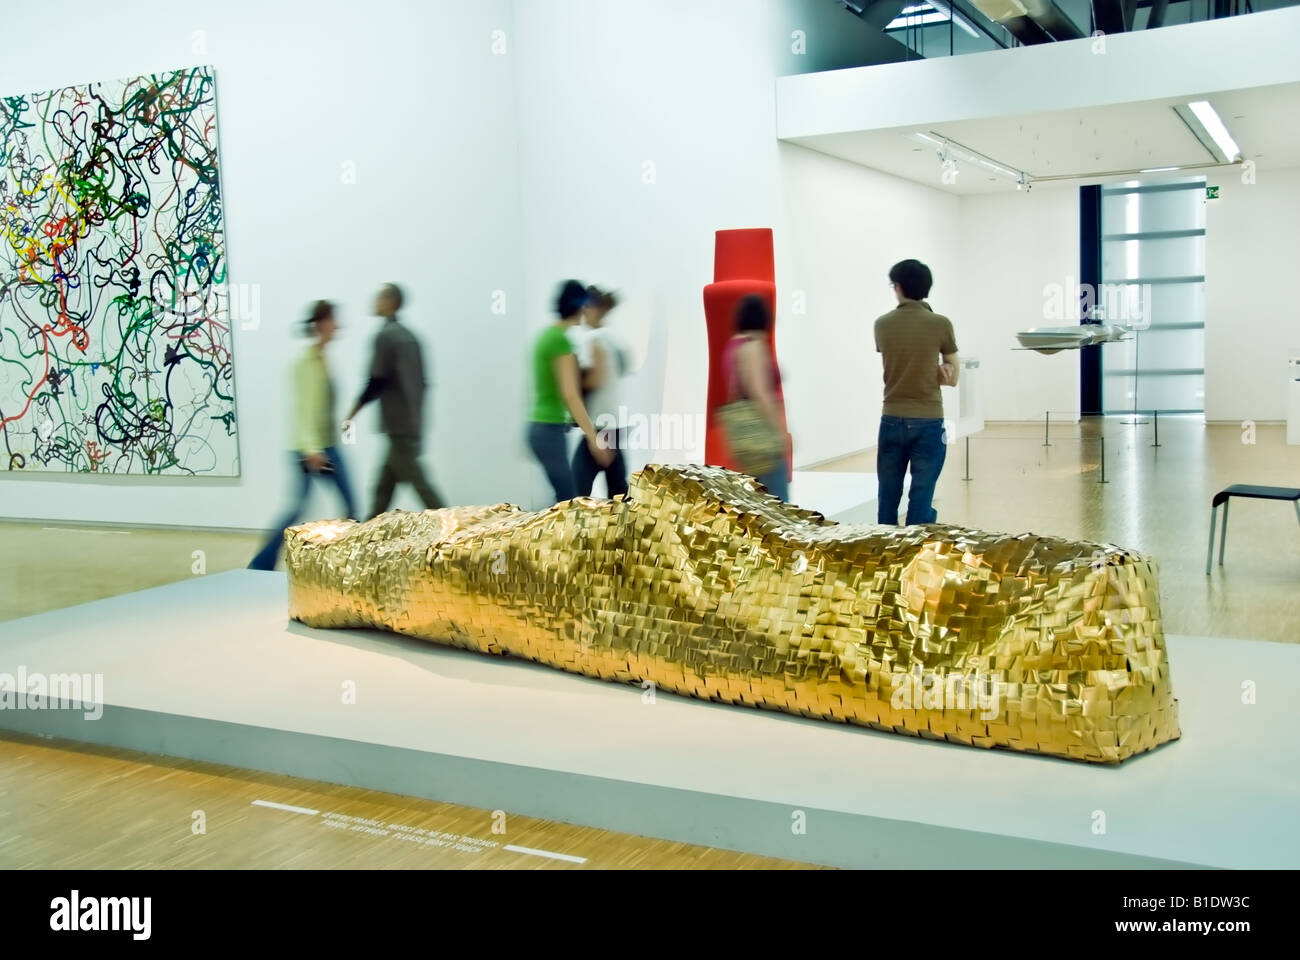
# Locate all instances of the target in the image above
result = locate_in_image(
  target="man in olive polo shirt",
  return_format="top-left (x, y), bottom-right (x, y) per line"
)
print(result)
top-left (344, 283), bottom-right (444, 518)
top-left (874, 259), bottom-right (958, 525)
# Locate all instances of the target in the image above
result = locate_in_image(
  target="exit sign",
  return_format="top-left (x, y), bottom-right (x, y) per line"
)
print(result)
top-left (1206, 185), bottom-right (1220, 199)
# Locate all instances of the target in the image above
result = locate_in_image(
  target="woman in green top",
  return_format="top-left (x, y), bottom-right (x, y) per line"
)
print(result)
top-left (528, 280), bottom-right (614, 503)
top-left (249, 301), bottom-right (357, 570)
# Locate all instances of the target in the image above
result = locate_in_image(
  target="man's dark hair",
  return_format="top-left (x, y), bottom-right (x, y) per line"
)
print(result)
top-left (734, 295), bottom-right (772, 333)
top-left (888, 260), bottom-right (932, 301)
top-left (384, 283), bottom-right (404, 311)
top-left (556, 279), bottom-right (589, 318)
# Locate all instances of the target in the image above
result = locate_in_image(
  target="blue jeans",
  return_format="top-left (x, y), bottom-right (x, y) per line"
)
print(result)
top-left (877, 415), bottom-right (946, 525)
top-left (528, 421), bottom-right (576, 503)
top-left (249, 446), bottom-right (357, 570)
top-left (756, 459), bottom-right (790, 503)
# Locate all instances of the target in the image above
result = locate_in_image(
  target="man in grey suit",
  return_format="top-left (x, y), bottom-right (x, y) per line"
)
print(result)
top-left (344, 283), bottom-right (444, 518)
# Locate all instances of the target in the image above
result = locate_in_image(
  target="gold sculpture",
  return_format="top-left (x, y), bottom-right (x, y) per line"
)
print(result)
top-left (285, 465), bottom-right (1180, 763)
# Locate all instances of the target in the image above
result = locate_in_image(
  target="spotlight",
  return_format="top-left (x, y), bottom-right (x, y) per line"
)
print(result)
top-left (909, 131), bottom-right (1029, 187)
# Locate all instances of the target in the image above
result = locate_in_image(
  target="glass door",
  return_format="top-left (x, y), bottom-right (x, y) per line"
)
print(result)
top-left (1099, 178), bottom-right (1207, 415)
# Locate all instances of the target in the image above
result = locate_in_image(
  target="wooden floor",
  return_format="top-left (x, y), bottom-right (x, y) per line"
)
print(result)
top-left (0, 516), bottom-right (819, 869)
top-left (1, 415), bottom-right (1294, 868)
top-left (0, 733), bottom-right (815, 869)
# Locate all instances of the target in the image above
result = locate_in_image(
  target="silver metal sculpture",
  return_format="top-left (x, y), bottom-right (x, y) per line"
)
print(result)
top-left (1015, 325), bottom-right (1130, 355)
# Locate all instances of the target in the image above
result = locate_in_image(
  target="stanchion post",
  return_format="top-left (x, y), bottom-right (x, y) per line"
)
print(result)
top-left (962, 435), bottom-right (971, 482)
top-left (1152, 409), bottom-right (1161, 448)
top-left (1043, 410), bottom-right (1051, 447)
top-left (1098, 437), bottom-right (1109, 484)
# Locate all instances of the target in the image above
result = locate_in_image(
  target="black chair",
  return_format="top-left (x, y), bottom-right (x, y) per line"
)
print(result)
top-left (1206, 484), bottom-right (1300, 575)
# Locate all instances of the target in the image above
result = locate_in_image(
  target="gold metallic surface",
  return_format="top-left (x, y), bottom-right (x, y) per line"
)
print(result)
top-left (285, 465), bottom-right (1180, 763)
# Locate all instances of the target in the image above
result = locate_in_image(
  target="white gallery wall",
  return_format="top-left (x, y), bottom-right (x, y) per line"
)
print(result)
top-left (4, 0), bottom-right (955, 527)
top-left (510, 0), bottom-right (961, 475)
top-left (7, 0), bottom-right (1291, 530)
top-left (954, 186), bottom-right (1082, 423)
top-left (0, 0), bottom-right (526, 529)
top-left (1204, 167), bottom-right (1300, 423)
top-left (778, 147), bottom-right (960, 463)
top-left (777, 6), bottom-right (1300, 432)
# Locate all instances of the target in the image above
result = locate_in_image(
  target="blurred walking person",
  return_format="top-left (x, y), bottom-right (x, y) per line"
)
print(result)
top-left (528, 279), bottom-right (613, 504)
top-left (249, 301), bottom-right (357, 570)
top-left (720, 295), bottom-right (789, 501)
top-left (874, 259), bottom-right (958, 525)
top-left (343, 283), bottom-right (444, 518)
top-left (571, 286), bottom-right (629, 498)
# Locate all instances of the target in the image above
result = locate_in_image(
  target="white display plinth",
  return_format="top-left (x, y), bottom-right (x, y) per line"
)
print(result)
top-left (954, 356), bottom-right (983, 438)
top-left (2, 571), bottom-right (1297, 869)
top-left (1288, 350), bottom-right (1300, 445)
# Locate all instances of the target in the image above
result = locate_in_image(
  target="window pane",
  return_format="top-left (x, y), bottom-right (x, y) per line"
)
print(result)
top-left (1099, 177), bottom-right (1205, 413)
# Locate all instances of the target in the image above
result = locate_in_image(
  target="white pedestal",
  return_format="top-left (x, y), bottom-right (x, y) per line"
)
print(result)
top-left (952, 356), bottom-right (983, 438)
top-left (2, 571), bottom-right (1299, 869)
top-left (1287, 351), bottom-right (1300, 445)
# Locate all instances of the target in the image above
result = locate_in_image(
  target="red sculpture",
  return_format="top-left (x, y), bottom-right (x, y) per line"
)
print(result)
top-left (703, 228), bottom-right (790, 476)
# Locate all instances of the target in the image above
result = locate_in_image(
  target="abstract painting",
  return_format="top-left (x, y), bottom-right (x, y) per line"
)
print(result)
top-left (0, 66), bottom-right (237, 475)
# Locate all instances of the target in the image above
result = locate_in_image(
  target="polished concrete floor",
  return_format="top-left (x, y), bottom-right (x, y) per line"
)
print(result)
top-left (1, 416), bottom-right (1296, 868)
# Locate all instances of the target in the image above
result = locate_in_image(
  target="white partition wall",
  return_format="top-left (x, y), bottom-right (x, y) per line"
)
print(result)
top-left (0, 0), bottom-right (527, 529)
top-left (775, 6), bottom-right (1300, 429)
top-left (0, 0), bottom-right (969, 525)
top-left (509, 0), bottom-right (962, 473)
top-left (6, 1), bottom-right (1300, 529)
top-left (953, 186), bottom-right (1082, 422)
top-left (1204, 169), bottom-right (1300, 424)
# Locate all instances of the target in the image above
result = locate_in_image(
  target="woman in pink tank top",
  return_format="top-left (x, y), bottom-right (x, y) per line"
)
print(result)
top-left (724, 295), bottom-right (788, 501)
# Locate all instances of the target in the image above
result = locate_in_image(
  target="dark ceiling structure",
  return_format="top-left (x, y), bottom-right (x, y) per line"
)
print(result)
top-left (830, 0), bottom-right (1283, 55)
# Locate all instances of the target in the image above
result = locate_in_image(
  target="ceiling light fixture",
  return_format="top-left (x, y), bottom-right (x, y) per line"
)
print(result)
top-left (1188, 100), bottom-right (1242, 161)
top-left (1027, 159), bottom-right (1232, 184)
top-left (1139, 166), bottom-right (1180, 173)
top-left (1173, 100), bottom-right (1242, 164)
top-left (908, 130), bottom-right (1029, 185)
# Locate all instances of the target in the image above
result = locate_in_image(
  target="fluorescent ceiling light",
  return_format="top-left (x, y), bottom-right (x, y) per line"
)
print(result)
top-left (1188, 101), bottom-right (1241, 162)
top-left (1140, 166), bottom-right (1180, 173)
top-left (1174, 101), bottom-right (1241, 164)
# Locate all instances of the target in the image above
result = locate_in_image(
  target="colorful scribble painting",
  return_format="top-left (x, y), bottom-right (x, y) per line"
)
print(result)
top-left (0, 66), bottom-right (238, 476)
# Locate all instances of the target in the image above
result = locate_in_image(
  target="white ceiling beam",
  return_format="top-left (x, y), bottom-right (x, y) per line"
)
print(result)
top-left (776, 5), bottom-right (1300, 140)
